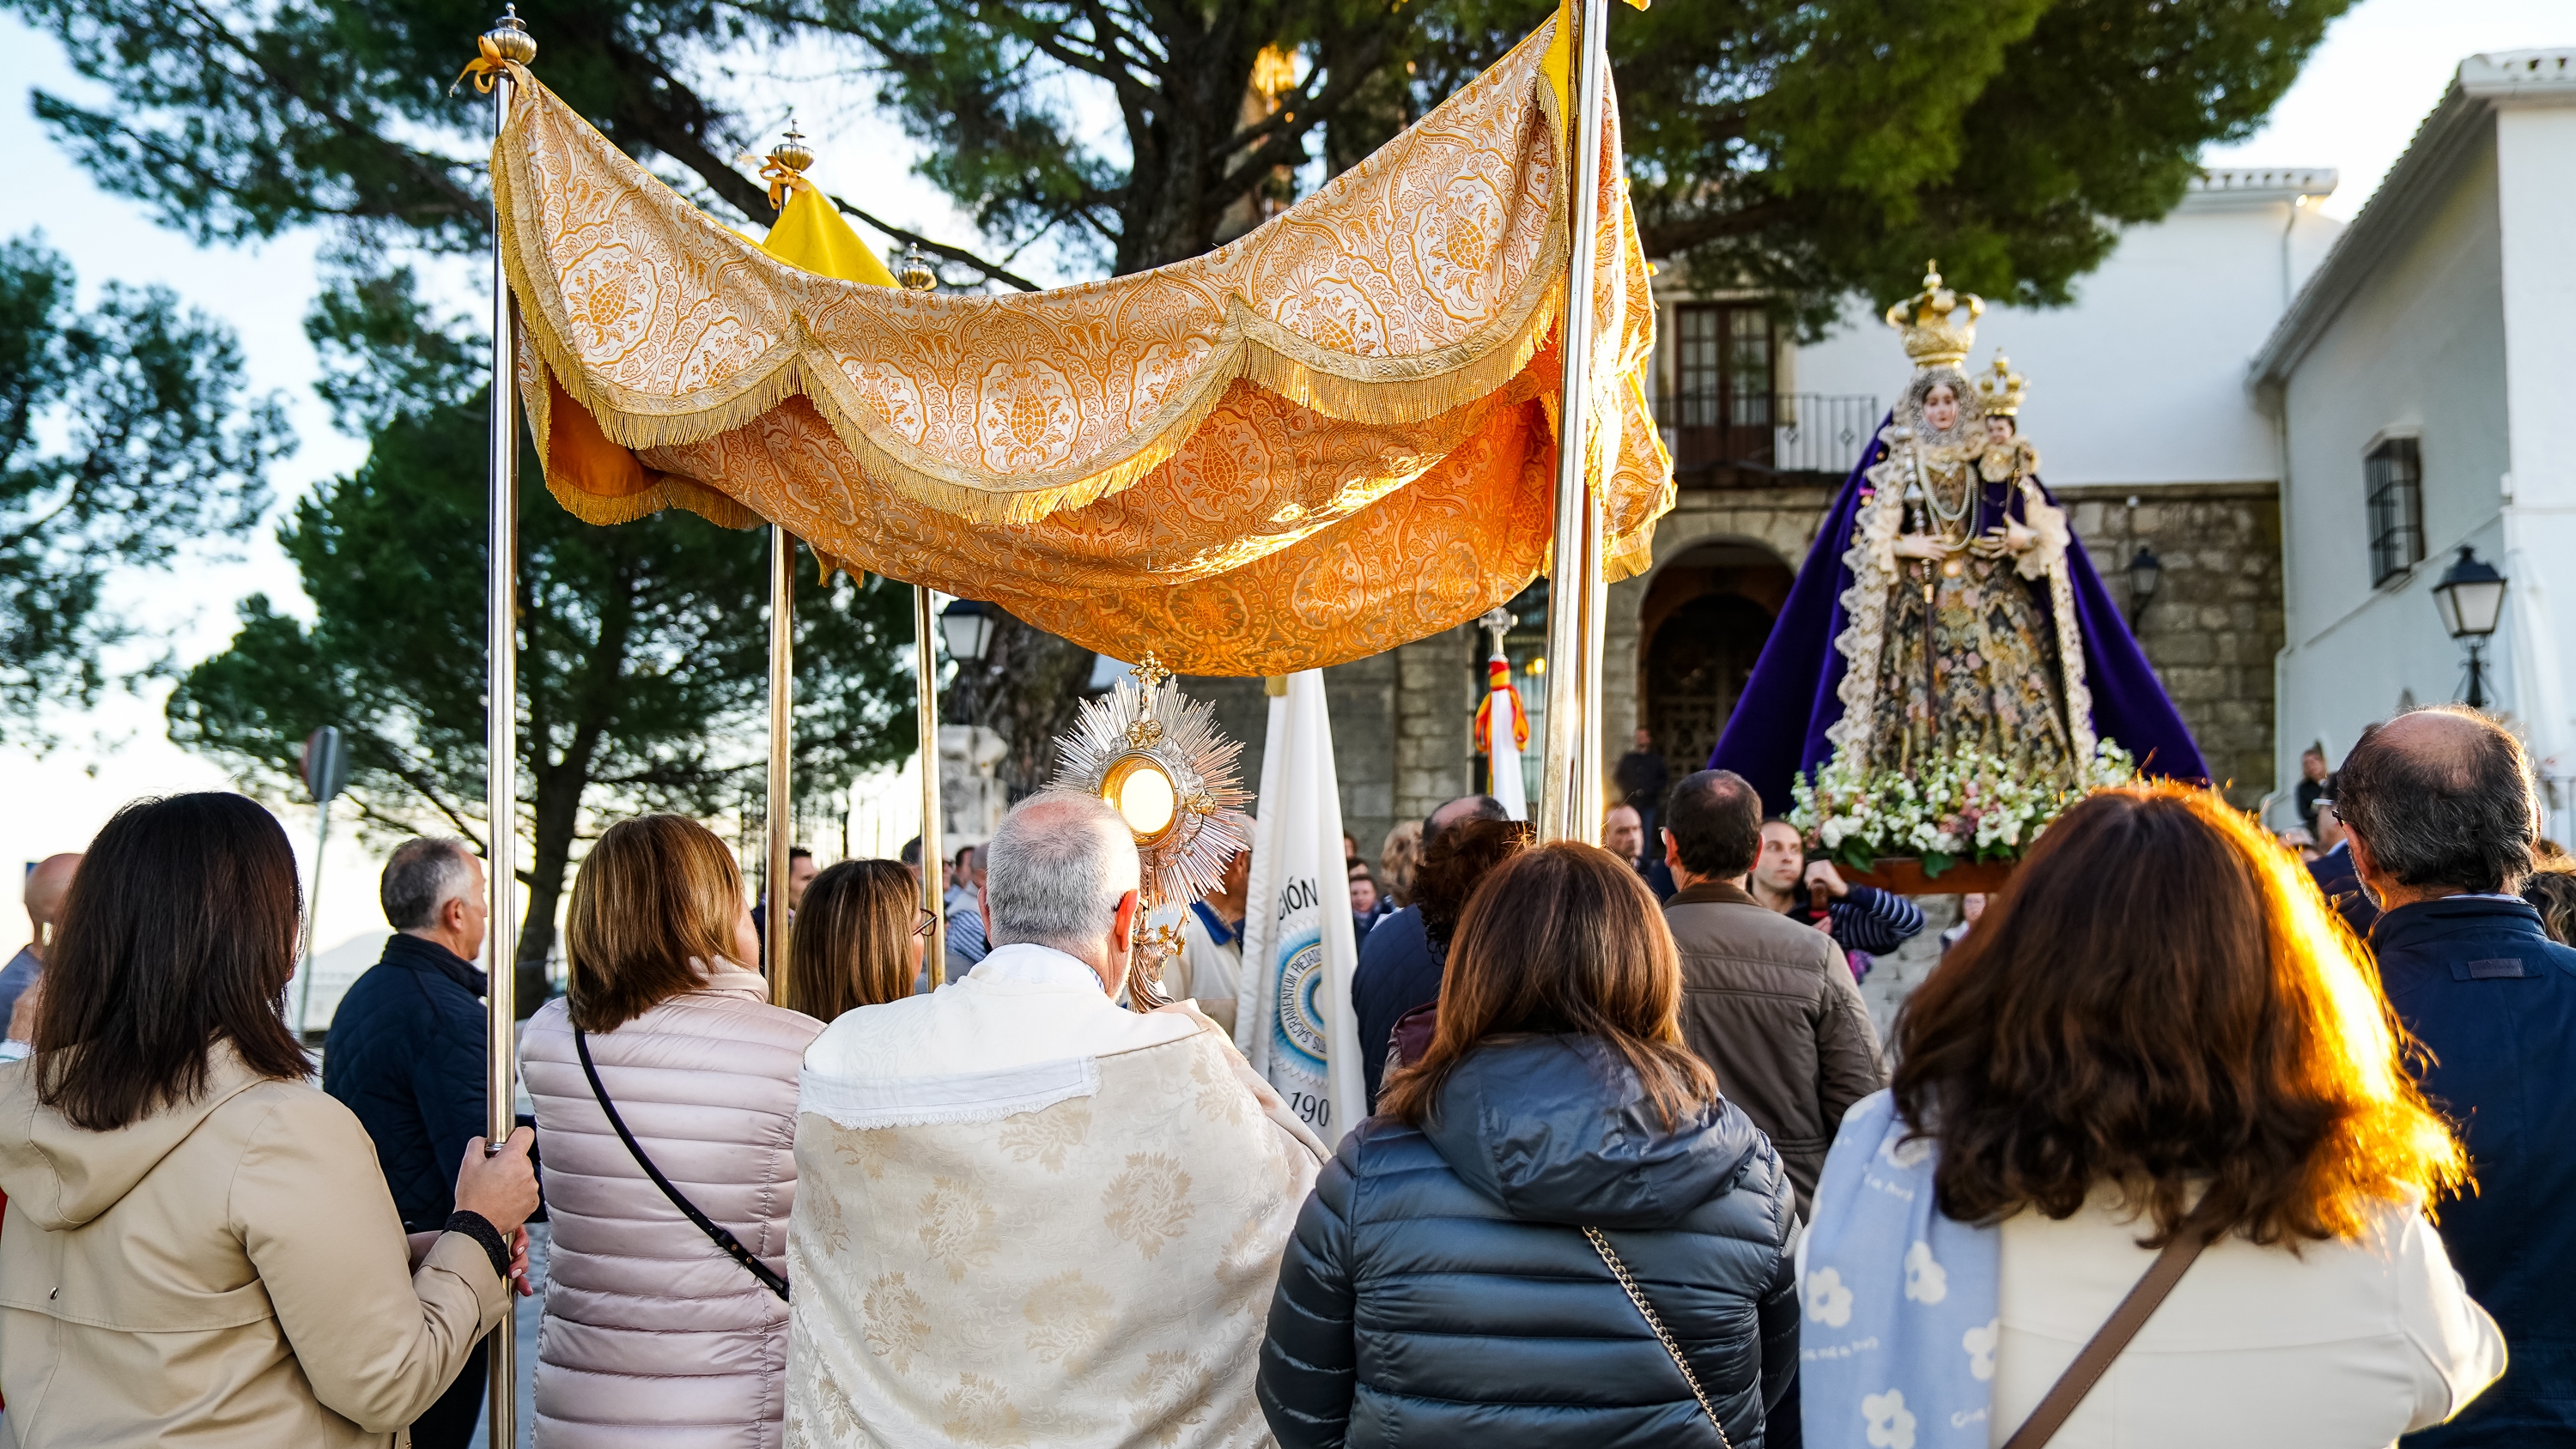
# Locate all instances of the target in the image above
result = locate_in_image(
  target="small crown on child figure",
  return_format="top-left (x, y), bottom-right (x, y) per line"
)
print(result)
top-left (1974, 353), bottom-right (2027, 417)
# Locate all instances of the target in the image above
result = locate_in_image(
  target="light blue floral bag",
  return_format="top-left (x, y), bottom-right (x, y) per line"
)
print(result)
top-left (1801, 1089), bottom-right (2000, 1449)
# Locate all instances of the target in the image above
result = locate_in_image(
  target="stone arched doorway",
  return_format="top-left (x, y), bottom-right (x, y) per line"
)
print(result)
top-left (1637, 541), bottom-right (1795, 782)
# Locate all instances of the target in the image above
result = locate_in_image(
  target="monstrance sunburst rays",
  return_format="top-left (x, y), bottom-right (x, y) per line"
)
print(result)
top-left (1048, 653), bottom-right (1255, 1007)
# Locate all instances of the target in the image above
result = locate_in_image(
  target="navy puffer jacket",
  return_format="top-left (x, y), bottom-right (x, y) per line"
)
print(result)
top-left (1260, 1034), bottom-right (1800, 1447)
top-left (320, 932), bottom-right (488, 1231)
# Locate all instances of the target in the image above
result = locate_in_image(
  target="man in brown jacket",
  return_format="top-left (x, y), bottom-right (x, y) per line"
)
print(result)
top-left (1659, 769), bottom-right (1886, 1213)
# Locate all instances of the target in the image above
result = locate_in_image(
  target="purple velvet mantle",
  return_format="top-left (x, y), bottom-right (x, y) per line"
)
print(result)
top-left (1709, 425), bottom-right (2209, 813)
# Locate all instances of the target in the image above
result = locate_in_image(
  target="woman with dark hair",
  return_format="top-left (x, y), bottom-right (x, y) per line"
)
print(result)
top-left (1802, 782), bottom-right (2503, 1448)
top-left (1412, 815), bottom-right (1535, 949)
top-left (1352, 815), bottom-right (1536, 1106)
top-left (519, 815), bottom-right (823, 1449)
top-left (1376, 821), bottom-right (1422, 909)
top-left (2522, 858), bottom-right (2576, 946)
top-left (1262, 842), bottom-right (1798, 1446)
top-left (0, 792), bottom-right (538, 1447)
top-left (787, 858), bottom-right (923, 1020)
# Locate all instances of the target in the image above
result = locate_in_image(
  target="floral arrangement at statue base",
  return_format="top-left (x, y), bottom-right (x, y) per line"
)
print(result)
top-left (1789, 740), bottom-right (2138, 880)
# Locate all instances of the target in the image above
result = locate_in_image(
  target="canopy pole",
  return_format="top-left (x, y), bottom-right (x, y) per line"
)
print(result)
top-left (1579, 464), bottom-right (1608, 835)
top-left (913, 585), bottom-right (945, 990)
top-left (476, 9), bottom-right (534, 1445)
top-left (765, 525), bottom-right (794, 1005)
top-left (1539, 0), bottom-right (1610, 846)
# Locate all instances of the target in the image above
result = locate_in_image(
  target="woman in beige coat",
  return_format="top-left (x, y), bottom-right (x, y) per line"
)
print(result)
top-left (519, 815), bottom-right (823, 1449)
top-left (0, 792), bottom-right (539, 1448)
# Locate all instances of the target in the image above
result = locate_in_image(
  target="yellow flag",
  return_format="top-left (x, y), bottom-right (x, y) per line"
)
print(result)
top-left (760, 183), bottom-right (899, 288)
top-left (1541, 0), bottom-right (1646, 121)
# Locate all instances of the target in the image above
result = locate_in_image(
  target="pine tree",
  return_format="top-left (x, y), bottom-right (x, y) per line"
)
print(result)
top-left (0, 231), bottom-right (289, 739)
top-left (168, 270), bottom-right (914, 1009)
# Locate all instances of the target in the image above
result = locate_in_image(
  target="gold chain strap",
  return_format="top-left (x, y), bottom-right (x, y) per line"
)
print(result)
top-left (1583, 1225), bottom-right (1735, 1449)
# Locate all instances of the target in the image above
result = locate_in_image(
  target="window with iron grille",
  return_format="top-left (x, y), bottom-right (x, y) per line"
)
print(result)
top-left (1672, 305), bottom-right (1775, 474)
top-left (1674, 305), bottom-right (1771, 427)
top-left (2365, 436), bottom-right (2423, 587)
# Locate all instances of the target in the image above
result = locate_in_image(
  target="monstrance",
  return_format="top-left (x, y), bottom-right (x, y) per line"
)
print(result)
top-left (1048, 654), bottom-right (1255, 1008)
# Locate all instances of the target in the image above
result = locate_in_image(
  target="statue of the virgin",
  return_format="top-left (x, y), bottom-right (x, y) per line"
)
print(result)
top-left (1710, 265), bottom-right (2207, 813)
top-left (1836, 278), bottom-right (2083, 784)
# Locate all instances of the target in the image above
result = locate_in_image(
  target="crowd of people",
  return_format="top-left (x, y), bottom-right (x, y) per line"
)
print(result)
top-left (0, 701), bottom-right (2564, 1448)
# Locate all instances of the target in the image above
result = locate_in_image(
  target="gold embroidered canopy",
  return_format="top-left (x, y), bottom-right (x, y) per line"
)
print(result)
top-left (495, 15), bottom-right (1669, 674)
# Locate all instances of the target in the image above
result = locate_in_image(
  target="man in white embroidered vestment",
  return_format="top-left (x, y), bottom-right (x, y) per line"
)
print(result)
top-left (788, 791), bottom-right (1326, 1449)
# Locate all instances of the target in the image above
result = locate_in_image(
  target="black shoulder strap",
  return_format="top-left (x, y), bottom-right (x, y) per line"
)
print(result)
top-left (572, 1023), bottom-right (790, 1301)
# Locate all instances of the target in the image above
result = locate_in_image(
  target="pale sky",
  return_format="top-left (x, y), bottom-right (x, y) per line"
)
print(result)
top-left (1, 0), bottom-right (2568, 993)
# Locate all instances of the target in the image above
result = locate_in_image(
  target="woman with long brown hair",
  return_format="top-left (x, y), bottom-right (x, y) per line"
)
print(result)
top-left (1801, 782), bottom-right (2503, 1448)
top-left (0, 793), bottom-right (537, 1448)
top-left (1261, 842), bottom-right (1798, 1446)
top-left (518, 815), bottom-right (823, 1449)
top-left (786, 858), bottom-right (922, 1020)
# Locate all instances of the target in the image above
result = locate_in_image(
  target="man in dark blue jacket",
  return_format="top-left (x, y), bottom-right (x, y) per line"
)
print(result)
top-left (2336, 708), bottom-right (2576, 1446)
top-left (2306, 779), bottom-right (2381, 937)
top-left (324, 837), bottom-right (493, 1449)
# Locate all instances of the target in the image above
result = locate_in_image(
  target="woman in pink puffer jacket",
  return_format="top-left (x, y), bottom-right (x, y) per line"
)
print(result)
top-left (519, 816), bottom-right (825, 1449)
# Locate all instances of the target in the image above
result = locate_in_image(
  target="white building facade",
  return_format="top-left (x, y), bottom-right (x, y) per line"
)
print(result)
top-left (1789, 171), bottom-right (2342, 492)
top-left (2251, 50), bottom-right (2576, 831)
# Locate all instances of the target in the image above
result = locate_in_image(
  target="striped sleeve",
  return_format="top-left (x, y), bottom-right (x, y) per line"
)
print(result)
top-left (1828, 886), bottom-right (1925, 955)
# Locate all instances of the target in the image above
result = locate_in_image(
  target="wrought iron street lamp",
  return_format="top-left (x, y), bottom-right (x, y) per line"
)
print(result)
top-left (939, 597), bottom-right (997, 663)
top-left (2126, 544), bottom-right (2163, 627)
top-left (2432, 545), bottom-right (2507, 709)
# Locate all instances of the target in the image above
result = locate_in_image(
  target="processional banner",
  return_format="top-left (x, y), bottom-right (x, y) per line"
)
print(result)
top-left (1235, 672), bottom-right (1364, 1145)
top-left (484, 14), bottom-right (1669, 675)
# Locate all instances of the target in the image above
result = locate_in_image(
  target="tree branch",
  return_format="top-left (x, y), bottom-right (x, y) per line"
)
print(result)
top-left (1014, 11), bottom-right (1159, 114)
top-left (826, 196), bottom-right (1045, 292)
top-left (1217, 25), bottom-right (1400, 191)
top-left (166, 0), bottom-right (484, 224)
top-left (577, 44), bottom-right (1050, 294)
top-left (1637, 203), bottom-right (1785, 259)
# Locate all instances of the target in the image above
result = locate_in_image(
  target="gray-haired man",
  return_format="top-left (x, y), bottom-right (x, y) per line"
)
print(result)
top-left (791, 792), bottom-right (1322, 1446)
top-left (321, 836), bottom-right (494, 1449)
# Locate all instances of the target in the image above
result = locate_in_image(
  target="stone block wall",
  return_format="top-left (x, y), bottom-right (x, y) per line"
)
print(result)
top-left (2057, 483), bottom-right (2285, 808)
top-left (1603, 486), bottom-right (1839, 772)
top-left (1394, 625), bottom-right (1477, 833)
top-left (1858, 894), bottom-right (1959, 1038)
top-left (1325, 652), bottom-right (1399, 860)
top-left (1179, 621), bottom-right (1473, 874)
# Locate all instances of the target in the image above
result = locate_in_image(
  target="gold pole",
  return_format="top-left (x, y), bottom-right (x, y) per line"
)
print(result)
top-left (1539, 0), bottom-right (1611, 845)
top-left (765, 525), bottom-right (794, 1006)
top-left (913, 586), bottom-right (945, 990)
top-left (477, 7), bottom-right (534, 1445)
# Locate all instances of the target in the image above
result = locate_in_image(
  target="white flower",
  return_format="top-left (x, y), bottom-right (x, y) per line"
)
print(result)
top-left (1963, 1319), bottom-right (1998, 1381)
top-left (1806, 1266), bottom-right (1855, 1327)
top-left (1862, 1389), bottom-right (1918, 1449)
top-left (1903, 1240), bottom-right (1948, 1305)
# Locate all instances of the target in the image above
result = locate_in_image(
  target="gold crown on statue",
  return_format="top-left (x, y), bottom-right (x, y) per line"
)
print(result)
top-left (1885, 261), bottom-right (1984, 369)
top-left (1974, 352), bottom-right (2027, 417)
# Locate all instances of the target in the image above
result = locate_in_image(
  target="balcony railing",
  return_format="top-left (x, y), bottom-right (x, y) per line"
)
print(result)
top-left (1652, 392), bottom-right (1882, 482)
